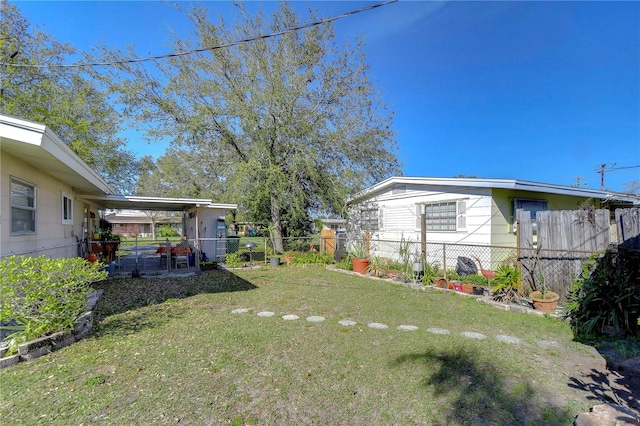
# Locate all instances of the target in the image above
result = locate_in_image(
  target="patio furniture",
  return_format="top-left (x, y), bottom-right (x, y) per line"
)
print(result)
top-left (156, 246), bottom-right (168, 266)
top-left (173, 246), bottom-right (190, 269)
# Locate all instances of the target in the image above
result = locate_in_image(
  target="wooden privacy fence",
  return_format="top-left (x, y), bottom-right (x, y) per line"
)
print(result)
top-left (616, 207), bottom-right (640, 249)
top-left (516, 207), bottom-right (639, 300)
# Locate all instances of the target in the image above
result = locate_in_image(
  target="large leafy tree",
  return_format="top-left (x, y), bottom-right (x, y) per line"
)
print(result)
top-left (0, 2), bottom-right (138, 194)
top-left (136, 148), bottom-right (232, 200)
top-left (101, 2), bottom-right (400, 251)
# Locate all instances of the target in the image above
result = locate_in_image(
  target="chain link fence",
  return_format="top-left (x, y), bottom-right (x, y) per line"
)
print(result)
top-left (2, 234), bottom-right (600, 296)
top-left (343, 237), bottom-right (600, 300)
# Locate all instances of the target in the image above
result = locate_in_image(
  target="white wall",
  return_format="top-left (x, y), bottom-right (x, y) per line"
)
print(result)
top-left (359, 184), bottom-right (494, 246)
top-left (186, 206), bottom-right (231, 261)
top-left (1, 150), bottom-right (101, 259)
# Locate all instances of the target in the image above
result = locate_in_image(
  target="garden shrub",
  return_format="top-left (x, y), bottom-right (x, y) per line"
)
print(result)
top-left (491, 264), bottom-right (522, 303)
top-left (156, 225), bottom-right (179, 238)
top-left (421, 261), bottom-right (440, 286)
top-left (224, 253), bottom-right (244, 268)
top-left (289, 252), bottom-right (334, 266)
top-left (335, 254), bottom-right (353, 271)
top-left (565, 248), bottom-right (640, 338)
top-left (447, 271), bottom-right (487, 286)
top-left (0, 255), bottom-right (108, 355)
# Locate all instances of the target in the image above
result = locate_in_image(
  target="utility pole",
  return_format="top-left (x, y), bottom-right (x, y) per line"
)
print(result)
top-left (573, 176), bottom-right (587, 188)
top-left (594, 163), bottom-right (639, 191)
top-left (595, 163), bottom-right (614, 191)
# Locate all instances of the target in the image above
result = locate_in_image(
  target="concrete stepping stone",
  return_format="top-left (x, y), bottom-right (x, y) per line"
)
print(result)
top-left (426, 327), bottom-right (450, 335)
top-left (257, 311), bottom-right (275, 317)
top-left (338, 319), bottom-right (357, 326)
top-left (282, 314), bottom-right (300, 321)
top-left (368, 322), bottom-right (389, 329)
top-left (461, 331), bottom-right (487, 339)
top-left (495, 334), bottom-right (521, 344)
top-left (231, 308), bottom-right (250, 314)
top-left (397, 325), bottom-right (418, 331)
top-left (306, 316), bottom-right (325, 323)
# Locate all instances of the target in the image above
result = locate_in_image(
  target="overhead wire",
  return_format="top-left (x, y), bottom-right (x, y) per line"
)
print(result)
top-left (0, 0), bottom-right (399, 69)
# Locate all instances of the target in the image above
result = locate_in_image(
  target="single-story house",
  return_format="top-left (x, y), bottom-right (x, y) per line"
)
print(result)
top-left (104, 209), bottom-right (183, 237)
top-left (348, 176), bottom-right (637, 248)
top-left (313, 218), bottom-right (346, 234)
top-left (1, 114), bottom-right (237, 260)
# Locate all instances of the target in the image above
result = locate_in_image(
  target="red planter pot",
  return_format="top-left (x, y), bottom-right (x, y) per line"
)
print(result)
top-left (351, 258), bottom-right (370, 274)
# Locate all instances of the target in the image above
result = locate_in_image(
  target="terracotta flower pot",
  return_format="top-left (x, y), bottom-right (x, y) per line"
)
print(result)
top-left (435, 278), bottom-right (454, 289)
top-left (351, 258), bottom-right (370, 274)
top-left (530, 290), bottom-right (560, 312)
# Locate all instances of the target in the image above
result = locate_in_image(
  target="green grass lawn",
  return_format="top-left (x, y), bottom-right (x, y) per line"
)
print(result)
top-left (0, 267), bottom-right (600, 425)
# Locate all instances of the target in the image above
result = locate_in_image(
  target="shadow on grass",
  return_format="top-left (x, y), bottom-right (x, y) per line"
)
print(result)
top-left (565, 338), bottom-right (640, 414)
top-left (393, 347), bottom-right (575, 425)
top-left (91, 270), bottom-right (257, 338)
top-left (567, 364), bottom-right (640, 414)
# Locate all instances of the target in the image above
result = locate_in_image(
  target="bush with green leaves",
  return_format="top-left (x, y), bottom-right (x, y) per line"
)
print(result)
top-left (492, 264), bottom-right (522, 303)
top-left (224, 253), bottom-right (244, 268)
top-left (447, 271), bottom-right (487, 286)
top-left (0, 255), bottom-right (108, 355)
top-left (290, 252), bottom-right (334, 266)
top-left (565, 249), bottom-right (640, 338)
top-left (421, 261), bottom-right (440, 286)
top-left (335, 254), bottom-right (353, 271)
top-left (156, 225), bottom-right (180, 238)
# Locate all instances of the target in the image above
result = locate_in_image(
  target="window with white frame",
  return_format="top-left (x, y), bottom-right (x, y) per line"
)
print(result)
top-left (514, 198), bottom-right (548, 220)
top-left (62, 192), bottom-right (73, 225)
top-left (416, 200), bottom-right (466, 232)
top-left (361, 206), bottom-right (382, 231)
top-left (513, 198), bottom-right (548, 233)
top-left (11, 177), bottom-right (36, 234)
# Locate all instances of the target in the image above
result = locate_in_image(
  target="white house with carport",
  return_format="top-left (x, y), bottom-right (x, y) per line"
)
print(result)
top-left (1, 114), bottom-right (237, 262)
top-left (348, 176), bottom-right (637, 248)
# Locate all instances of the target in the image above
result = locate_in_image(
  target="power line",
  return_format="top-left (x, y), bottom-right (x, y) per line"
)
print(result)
top-left (0, 0), bottom-right (399, 69)
top-left (595, 163), bottom-right (640, 190)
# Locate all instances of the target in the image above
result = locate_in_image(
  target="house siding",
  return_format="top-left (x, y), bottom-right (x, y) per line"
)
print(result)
top-left (186, 206), bottom-right (231, 261)
top-left (356, 185), bottom-right (495, 245)
top-left (1, 150), bottom-right (100, 258)
top-left (490, 188), bottom-right (604, 247)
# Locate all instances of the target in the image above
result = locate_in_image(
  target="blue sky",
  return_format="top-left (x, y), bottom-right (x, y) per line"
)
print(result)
top-left (13, 0), bottom-right (640, 192)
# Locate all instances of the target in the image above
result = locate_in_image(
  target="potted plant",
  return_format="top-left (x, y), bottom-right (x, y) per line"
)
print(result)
top-left (530, 280), bottom-right (559, 313)
top-left (349, 242), bottom-right (370, 274)
top-left (524, 244), bottom-right (559, 312)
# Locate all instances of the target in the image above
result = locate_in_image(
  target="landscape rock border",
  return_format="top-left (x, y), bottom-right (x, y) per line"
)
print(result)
top-left (325, 265), bottom-right (553, 317)
top-left (0, 289), bottom-right (103, 369)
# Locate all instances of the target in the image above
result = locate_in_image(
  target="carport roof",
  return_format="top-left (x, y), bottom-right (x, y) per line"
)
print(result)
top-left (82, 194), bottom-right (237, 211)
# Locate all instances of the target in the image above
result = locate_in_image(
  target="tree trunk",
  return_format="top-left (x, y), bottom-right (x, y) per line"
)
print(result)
top-left (151, 218), bottom-right (156, 240)
top-left (271, 193), bottom-right (284, 253)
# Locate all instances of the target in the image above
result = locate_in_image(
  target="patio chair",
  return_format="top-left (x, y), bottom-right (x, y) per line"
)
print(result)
top-left (156, 246), bottom-right (168, 267)
top-left (173, 246), bottom-right (190, 269)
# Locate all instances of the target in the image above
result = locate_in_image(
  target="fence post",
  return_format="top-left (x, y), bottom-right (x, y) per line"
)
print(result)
top-left (516, 213), bottom-right (521, 271)
top-left (365, 231), bottom-right (370, 258)
top-left (420, 204), bottom-right (426, 264)
top-left (442, 243), bottom-right (447, 278)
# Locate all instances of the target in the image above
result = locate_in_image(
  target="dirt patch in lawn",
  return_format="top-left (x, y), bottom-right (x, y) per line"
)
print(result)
top-left (562, 347), bottom-right (640, 415)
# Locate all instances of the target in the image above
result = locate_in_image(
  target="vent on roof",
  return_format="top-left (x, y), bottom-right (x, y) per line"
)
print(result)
top-left (392, 184), bottom-right (407, 195)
